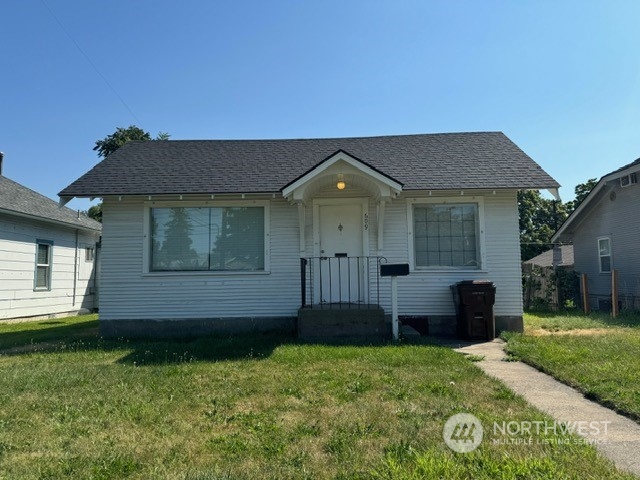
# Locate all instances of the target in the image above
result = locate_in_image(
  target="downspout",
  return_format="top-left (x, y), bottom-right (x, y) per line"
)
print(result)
top-left (72, 228), bottom-right (79, 306)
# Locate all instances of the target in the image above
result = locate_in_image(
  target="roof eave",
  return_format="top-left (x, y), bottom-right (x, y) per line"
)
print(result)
top-left (0, 207), bottom-right (101, 233)
top-left (551, 179), bottom-right (606, 243)
top-left (59, 195), bottom-right (73, 207)
top-left (601, 163), bottom-right (640, 183)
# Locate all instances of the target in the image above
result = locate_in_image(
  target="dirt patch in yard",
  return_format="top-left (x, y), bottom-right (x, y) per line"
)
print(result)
top-left (527, 328), bottom-right (615, 337)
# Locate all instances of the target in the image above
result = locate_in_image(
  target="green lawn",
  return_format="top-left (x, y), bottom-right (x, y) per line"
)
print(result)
top-left (0, 314), bottom-right (98, 351)
top-left (0, 316), bottom-right (635, 479)
top-left (505, 311), bottom-right (640, 422)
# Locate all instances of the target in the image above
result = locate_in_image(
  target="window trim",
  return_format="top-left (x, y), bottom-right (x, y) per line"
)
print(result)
top-left (34, 239), bottom-right (53, 291)
top-left (142, 200), bottom-right (271, 276)
top-left (84, 245), bottom-right (95, 262)
top-left (597, 236), bottom-right (612, 273)
top-left (407, 197), bottom-right (486, 272)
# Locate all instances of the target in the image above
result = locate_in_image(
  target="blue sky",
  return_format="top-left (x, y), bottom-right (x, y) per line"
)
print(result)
top-left (2, 1), bottom-right (640, 211)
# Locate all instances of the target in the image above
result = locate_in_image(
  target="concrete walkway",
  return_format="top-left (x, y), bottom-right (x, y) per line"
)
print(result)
top-left (455, 339), bottom-right (640, 477)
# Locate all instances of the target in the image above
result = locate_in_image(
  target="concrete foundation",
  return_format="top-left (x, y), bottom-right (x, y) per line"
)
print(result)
top-left (424, 315), bottom-right (523, 338)
top-left (97, 313), bottom-right (522, 340)
top-left (99, 317), bottom-right (296, 339)
top-left (495, 315), bottom-right (524, 333)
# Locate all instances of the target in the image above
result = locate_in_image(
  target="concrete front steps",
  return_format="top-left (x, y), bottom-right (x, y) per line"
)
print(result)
top-left (297, 304), bottom-right (389, 341)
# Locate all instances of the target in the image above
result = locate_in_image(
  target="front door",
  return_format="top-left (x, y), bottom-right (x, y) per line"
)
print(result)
top-left (318, 203), bottom-right (364, 303)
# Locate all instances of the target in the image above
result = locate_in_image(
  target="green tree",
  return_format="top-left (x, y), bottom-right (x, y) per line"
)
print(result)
top-left (156, 208), bottom-right (201, 270)
top-left (565, 178), bottom-right (598, 213)
top-left (87, 204), bottom-right (102, 223)
top-left (518, 190), bottom-right (568, 261)
top-left (518, 178), bottom-right (597, 261)
top-left (93, 125), bottom-right (151, 158)
top-left (88, 126), bottom-right (170, 222)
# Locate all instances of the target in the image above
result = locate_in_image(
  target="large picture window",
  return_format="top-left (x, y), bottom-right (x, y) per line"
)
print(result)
top-left (413, 203), bottom-right (479, 268)
top-left (150, 206), bottom-right (265, 272)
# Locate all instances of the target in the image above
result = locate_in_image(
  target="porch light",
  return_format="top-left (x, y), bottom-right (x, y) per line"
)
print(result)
top-left (336, 174), bottom-right (346, 190)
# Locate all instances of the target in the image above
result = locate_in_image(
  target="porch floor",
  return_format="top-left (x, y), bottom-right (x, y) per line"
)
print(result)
top-left (301, 302), bottom-right (382, 310)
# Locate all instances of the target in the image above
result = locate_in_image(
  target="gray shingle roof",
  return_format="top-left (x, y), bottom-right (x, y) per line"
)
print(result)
top-left (59, 132), bottom-right (559, 198)
top-left (522, 245), bottom-right (574, 267)
top-left (604, 156), bottom-right (640, 178)
top-left (0, 176), bottom-right (101, 231)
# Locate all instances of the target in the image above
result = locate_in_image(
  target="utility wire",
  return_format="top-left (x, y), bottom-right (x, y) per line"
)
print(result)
top-left (40, 0), bottom-right (143, 126)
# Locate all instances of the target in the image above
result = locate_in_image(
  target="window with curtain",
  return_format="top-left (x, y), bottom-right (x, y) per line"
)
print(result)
top-left (598, 237), bottom-right (611, 273)
top-left (414, 203), bottom-right (479, 268)
top-left (150, 207), bottom-right (265, 272)
top-left (34, 240), bottom-right (53, 290)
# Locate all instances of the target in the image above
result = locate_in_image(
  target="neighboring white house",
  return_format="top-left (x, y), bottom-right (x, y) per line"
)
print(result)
top-left (0, 173), bottom-right (102, 321)
top-left (552, 157), bottom-right (640, 311)
top-left (59, 132), bottom-right (559, 337)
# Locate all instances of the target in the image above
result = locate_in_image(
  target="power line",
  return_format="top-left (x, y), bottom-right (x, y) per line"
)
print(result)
top-left (40, 0), bottom-right (143, 126)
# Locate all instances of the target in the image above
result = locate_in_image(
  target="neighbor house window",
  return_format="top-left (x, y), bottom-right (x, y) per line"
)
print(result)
top-left (413, 203), bottom-right (479, 268)
top-left (150, 206), bottom-right (265, 272)
top-left (34, 240), bottom-right (53, 290)
top-left (598, 237), bottom-right (611, 273)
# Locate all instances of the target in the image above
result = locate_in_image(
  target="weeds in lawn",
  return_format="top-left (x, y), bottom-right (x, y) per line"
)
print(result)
top-left (0, 315), bottom-right (635, 479)
top-left (506, 312), bottom-right (640, 421)
top-left (464, 354), bottom-right (485, 362)
top-left (504, 355), bottom-right (521, 363)
top-left (524, 310), bottom-right (640, 332)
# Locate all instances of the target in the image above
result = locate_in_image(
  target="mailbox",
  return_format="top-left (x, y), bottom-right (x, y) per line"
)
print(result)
top-left (380, 263), bottom-right (410, 277)
top-left (380, 263), bottom-right (410, 341)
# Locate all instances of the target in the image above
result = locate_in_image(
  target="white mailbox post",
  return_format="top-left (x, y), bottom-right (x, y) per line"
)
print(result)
top-left (379, 263), bottom-right (410, 341)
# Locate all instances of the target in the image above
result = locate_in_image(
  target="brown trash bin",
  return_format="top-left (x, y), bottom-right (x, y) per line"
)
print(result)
top-left (451, 280), bottom-right (496, 341)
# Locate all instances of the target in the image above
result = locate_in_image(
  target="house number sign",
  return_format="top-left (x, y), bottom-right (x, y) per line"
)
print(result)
top-left (364, 213), bottom-right (369, 230)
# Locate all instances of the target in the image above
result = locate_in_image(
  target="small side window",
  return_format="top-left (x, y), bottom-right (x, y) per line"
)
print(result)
top-left (85, 246), bottom-right (95, 262)
top-left (34, 240), bottom-right (53, 290)
top-left (598, 237), bottom-right (611, 273)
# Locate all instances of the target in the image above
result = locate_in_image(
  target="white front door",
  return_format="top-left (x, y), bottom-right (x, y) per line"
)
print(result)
top-left (318, 203), bottom-right (364, 303)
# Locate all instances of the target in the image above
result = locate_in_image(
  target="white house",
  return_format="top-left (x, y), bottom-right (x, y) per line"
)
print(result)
top-left (59, 132), bottom-right (559, 337)
top-left (0, 172), bottom-right (101, 321)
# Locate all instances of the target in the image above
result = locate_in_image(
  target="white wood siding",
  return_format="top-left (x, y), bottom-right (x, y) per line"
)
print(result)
top-left (0, 213), bottom-right (99, 320)
top-left (101, 190), bottom-right (523, 322)
top-left (99, 197), bottom-right (301, 320)
top-left (377, 190), bottom-right (522, 317)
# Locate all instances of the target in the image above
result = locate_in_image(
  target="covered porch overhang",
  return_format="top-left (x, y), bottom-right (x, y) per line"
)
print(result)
top-left (281, 150), bottom-right (403, 256)
top-left (281, 149), bottom-right (403, 204)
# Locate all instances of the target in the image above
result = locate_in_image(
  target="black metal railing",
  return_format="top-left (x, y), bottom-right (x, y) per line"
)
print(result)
top-left (300, 256), bottom-right (385, 309)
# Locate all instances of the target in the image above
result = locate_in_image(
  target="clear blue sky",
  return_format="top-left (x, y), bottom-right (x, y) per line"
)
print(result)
top-left (2, 1), bottom-right (640, 211)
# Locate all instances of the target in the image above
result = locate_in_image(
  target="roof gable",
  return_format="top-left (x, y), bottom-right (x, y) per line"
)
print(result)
top-left (281, 150), bottom-right (403, 202)
top-left (552, 157), bottom-right (640, 243)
